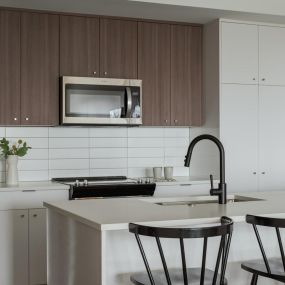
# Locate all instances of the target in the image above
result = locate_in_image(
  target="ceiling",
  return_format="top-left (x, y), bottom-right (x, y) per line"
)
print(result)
top-left (1, 0), bottom-right (285, 24)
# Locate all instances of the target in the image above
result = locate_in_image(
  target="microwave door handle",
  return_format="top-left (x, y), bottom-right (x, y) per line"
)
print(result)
top-left (126, 87), bottom-right (132, 117)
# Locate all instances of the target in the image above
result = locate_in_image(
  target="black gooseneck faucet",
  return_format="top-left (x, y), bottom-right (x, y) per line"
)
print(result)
top-left (184, 134), bottom-right (227, 204)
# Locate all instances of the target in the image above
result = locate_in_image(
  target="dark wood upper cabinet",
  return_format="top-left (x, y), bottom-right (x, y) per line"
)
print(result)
top-left (138, 22), bottom-right (171, 126)
top-left (60, 15), bottom-right (99, 77)
top-left (0, 10), bottom-right (21, 125)
top-left (100, 18), bottom-right (138, 79)
top-left (170, 25), bottom-right (202, 126)
top-left (21, 12), bottom-right (59, 125)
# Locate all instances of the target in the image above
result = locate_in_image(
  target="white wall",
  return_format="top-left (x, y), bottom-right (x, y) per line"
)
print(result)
top-left (0, 126), bottom-right (219, 182)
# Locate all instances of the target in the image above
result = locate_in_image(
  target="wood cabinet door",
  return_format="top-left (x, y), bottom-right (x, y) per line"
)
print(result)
top-left (138, 22), bottom-right (171, 126)
top-left (170, 25), bottom-right (202, 126)
top-left (259, 86), bottom-right (285, 191)
top-left (21, 12), bottom-right (59, 125)
top-left (29, 209), bottom-right (47, 285)
top-left (220, 84), bottom-right (259, 193)
top-left (259, 26), bottom-right (285, 86)
top-left (221, 22), bottom-right (258, 84)
top-left (100, 18), bottom-right (137, 79)
top-left (60, 15), bottom-right (99, 77)
top-left (0, 10), bottom-right (21, 125)
top-left (0, 210), bottom-right (29, 285)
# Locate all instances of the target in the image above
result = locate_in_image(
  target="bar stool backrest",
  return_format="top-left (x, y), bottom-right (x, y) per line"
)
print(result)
top-left (246, 214), bottom-right (285, 275)
top-left (129, 216), bottom-right (233, 285)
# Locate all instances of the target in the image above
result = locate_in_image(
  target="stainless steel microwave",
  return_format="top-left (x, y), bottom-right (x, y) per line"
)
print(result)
top-left (60, 76), bottom-right (142, 125)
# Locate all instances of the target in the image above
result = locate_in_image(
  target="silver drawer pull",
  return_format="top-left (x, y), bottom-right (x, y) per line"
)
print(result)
top-left (22, 190), bottom-right (36, 192)
top-left (179, 183), bottom-right (192, 186)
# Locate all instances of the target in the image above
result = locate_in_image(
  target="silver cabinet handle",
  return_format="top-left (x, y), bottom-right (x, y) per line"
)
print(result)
top-left (33, 214), bottom-right (38, 218)
top-left (164, 119), bottom-right (168, 123)
top-left (20, 214), bottom-right (25, 218)
top-left (253, 78), bottom-right (256, 81)
top-left (253, 172), bottom-right (257, 175)
top-left (93, 71), bottom-right (97, 75)
top-left (261, 172), bottom-right (266, 174)
top-left (174, 119), bottom-right (178, 123)
top-left (14, 117), bottom-right (17, 121)
top-left (22, 189), bottom-right (36, 192)
top-left (25, 117), bottom-right (29, 121)
top-left (104, 71), bottom-right (107, 76)
top-left (262, 78), bottom-right (266, 81)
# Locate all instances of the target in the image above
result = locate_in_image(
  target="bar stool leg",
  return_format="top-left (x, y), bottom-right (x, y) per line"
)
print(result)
top-left (250, 273), bottom-right (258, 285)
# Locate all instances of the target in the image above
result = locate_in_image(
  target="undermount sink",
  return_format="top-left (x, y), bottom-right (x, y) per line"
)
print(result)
top-left (150, 195), bottom-right (263, 207)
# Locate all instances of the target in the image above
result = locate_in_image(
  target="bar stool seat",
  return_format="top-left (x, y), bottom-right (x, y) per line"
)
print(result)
top-left (242, 258), bottom-right (285, 283)
top-left (131, 268), bottom-right (228, 285)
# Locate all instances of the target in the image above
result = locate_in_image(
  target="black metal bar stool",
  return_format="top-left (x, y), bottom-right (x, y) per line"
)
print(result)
top-left (241, 214), bottom-right (285, 284)
top-left (129, 216), bottom-right (233, 285)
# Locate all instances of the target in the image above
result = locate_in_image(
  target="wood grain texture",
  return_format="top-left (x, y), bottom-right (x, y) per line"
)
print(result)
top-left (0, 10), bottom-right (21, 125)
top-left (100, 18), bottom-right (138, 79)
top-left (170, 25), bottom-right (202, 126)
top-left (60, 15), bottom-right (99, 77)
top-left (21, 12), bottom-right (59, 125)
top-left (138, 22), bottom-right (171, 126)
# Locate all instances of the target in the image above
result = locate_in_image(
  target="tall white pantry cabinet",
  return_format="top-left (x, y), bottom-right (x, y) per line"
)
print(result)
top-left (204, 19), bottom-right (285, 192)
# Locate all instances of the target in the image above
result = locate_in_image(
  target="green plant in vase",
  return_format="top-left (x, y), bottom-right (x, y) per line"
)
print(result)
top-left (0, 138), bottom-right (31, 185)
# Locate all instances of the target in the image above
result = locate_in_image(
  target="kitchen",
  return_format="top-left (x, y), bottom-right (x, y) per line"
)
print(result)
top-left (0, 0), bottom-right (285, 285)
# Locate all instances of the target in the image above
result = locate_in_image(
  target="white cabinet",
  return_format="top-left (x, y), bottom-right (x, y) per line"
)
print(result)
top-left (259, 26), bottom-right (285, 85)
top-left (0, 210), bottom-right (29, 285)
top-left (259, 86), bottom-right (285, 191)
top-left (29, 209), bottom-right (47, 285)
top-left (220, 84), bottom-right (259, 192)
top-left (221, 22), bottom-right (258, 84)
top-left (0, 188), bottom-right (68, 285)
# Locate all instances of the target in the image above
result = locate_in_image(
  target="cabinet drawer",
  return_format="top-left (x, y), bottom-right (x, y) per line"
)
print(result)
top-left (154, 183), bottom-right (211, 197)
top-left (0, 190), bottom-right (68, 210)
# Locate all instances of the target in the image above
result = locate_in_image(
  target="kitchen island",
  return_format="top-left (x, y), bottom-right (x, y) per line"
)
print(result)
top-left (44, 191), bottom-right (285, 285)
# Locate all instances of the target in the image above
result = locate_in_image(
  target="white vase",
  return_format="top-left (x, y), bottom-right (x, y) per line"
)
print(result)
top-left (6, 155), bottom-right (19, 186)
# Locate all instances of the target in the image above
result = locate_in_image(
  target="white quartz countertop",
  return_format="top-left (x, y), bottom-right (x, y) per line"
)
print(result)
top-left (0, 181), bottom-right (69, 192)
top-left (44, 190), bottom-right (285, 231)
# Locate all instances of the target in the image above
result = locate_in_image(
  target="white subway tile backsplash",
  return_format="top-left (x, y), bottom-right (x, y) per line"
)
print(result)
top-left (49, 138), bottom-right (89, 148)
top-left (165, 157), bottom-right (185, 167)
top-left (164, 128), bottom-right (189, 138)
top-left (90, 158), bottom-right (127, 169)
top-left (18, 160), bottom-right (49, 171)
top-left (20, 149), bottom-right (48, 160)
top-left (49, 127), bottom-right (89, 138)
top-left (165, 147), bottom-right (187, 157)
top-left (49, 159), bottom-right (89, 170)
top-left (128, 127), bottom-right (164, 137)
top-left (0, 128), bottom-right (5, 137)
top-left (90, 137), bottom-right (127, 148)
top-left (6, 127), bottom-right (48, 138)
top-left (18, 170), bottom-right (49, 182)
top-left (164, 138), bottom-right (189, 148)
top-left (128, 138), bottom-right (164, 148)
top-left (89, 127), bottom-right (127, 137)
top-left (90, 168), bottom-right (128, 177)
top-left (7, 137), bottom-right (48, 149)
top-left (49, 169), bottom-right (90, 179)
top-left (128, 148), bottom-right (164, 158)
top-left (49, 148), bottom-right (89, 159)
top-left (128, 157), bottom-right (164, 168)
top-left (90, 148), bottom-right (127, 158)
top-left (0, 126), bottom-right (194, 181)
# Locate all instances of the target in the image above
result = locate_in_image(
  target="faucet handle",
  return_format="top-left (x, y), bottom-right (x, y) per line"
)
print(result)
top-left (210, 174), bottom-right (214, 189)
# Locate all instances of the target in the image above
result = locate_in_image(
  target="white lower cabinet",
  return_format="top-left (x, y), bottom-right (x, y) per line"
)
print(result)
top-left (0, 210), bottom-right (29, 285)
top-left (0, 189), bottom-right (68, 285)
top-left (29, 209), bottom-right (47, 285)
